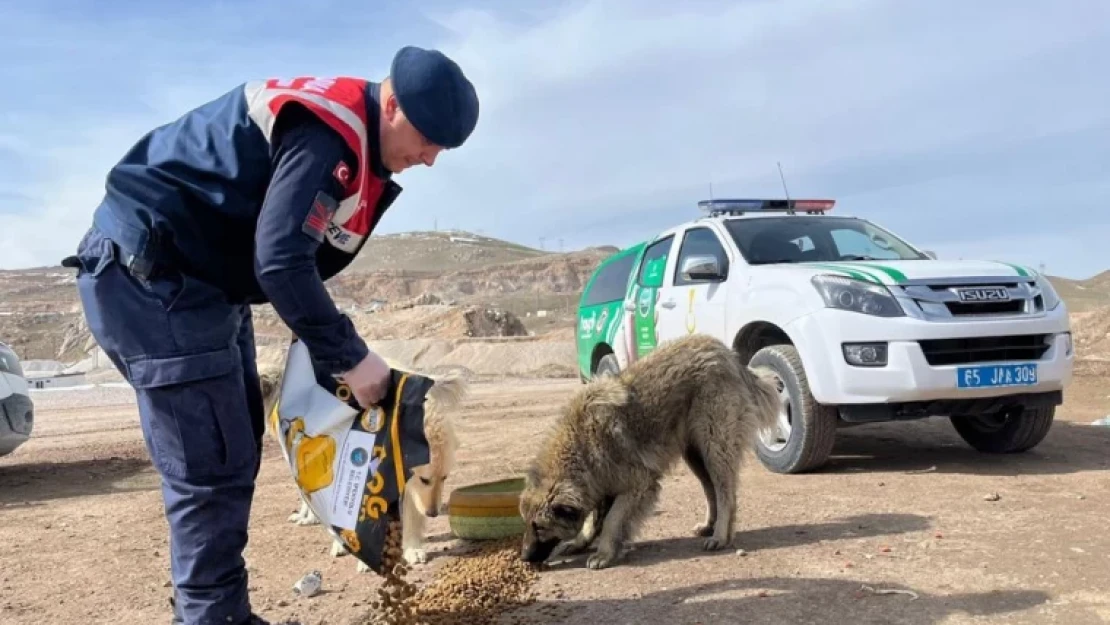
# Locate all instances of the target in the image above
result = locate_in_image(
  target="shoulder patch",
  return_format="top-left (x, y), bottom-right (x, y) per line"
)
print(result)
top-left (333, 160), bottom-right (351, 185)
top-left (302, 190), bottom-right (339, 242)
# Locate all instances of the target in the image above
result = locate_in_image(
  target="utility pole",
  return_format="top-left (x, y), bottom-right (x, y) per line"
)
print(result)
top-left (539, 237), bottom-right (546, 250)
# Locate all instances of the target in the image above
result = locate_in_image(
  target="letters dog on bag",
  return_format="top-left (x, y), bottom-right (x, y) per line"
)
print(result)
top-left (270, 339), bottom-right (435, 575)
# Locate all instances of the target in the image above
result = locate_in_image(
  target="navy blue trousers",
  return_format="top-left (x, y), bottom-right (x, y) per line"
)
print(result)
top-left (72, 228), bottom-right (266, 625)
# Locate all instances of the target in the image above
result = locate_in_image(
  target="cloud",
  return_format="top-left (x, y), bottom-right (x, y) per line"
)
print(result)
top-left (0, 0), bottom-right (1108, 278)
top-left (394, 0), bottom-right (1110, 275)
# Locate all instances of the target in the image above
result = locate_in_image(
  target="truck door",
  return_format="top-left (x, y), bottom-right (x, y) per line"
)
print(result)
top-left (627, 235), bottom-right (674, 360)
top-left (655, 225), bottom-right (731, 342)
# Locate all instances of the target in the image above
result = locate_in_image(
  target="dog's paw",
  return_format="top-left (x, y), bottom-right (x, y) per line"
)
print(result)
top-left (403, 548), bottom-right (427, 565)
top-left (552, 540), bottom-right (589, 558)
top-left (586, 549), bottom-right (618, 570)
top-left (330, 541), bottom-right (350, 558)
top-left (692, 523), bottom-right (715, 538)
top-left (356, 560), bottom-right (372, 574)
top-left (702, 535), bottom-right (732, 551)
top-left (288, 511), bottom-right (320, 526)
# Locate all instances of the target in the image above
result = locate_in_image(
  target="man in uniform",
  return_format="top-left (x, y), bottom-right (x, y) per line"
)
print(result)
top-left (62, 46), bottom-right (479, 625)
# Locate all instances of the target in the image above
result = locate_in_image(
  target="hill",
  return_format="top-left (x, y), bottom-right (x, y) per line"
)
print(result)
top-left (2, 230), bottom-right (1108, 368)
top-left (1047, 271), bottom-right (1110, 313)
top-left (345, 230), bottom-right (553, 272)
top-left (0, 231), bottom-right (618, 362)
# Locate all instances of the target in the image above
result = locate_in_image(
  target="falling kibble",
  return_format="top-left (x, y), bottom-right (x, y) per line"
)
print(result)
top-left (362, 519), bottom-right (544, 625)
top-left (367, 519), bottom-right (420, 625)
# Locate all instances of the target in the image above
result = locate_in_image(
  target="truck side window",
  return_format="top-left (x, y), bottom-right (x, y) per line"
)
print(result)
top-left (582, 253), bottom-right (639, 306)
top-left (675, 227), bottom-right (730, 285)
top-left (637, 236), bottom-right (674, 288)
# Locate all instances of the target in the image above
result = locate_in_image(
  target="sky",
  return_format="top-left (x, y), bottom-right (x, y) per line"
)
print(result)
top-left (1, 0), bottom-right (1107, 279)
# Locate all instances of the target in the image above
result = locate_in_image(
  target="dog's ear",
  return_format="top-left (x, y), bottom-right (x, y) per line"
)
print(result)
top-left (525, 463), bottom-right (541, 488)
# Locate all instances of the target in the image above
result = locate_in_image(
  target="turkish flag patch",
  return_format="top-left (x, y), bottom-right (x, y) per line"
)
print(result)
top-left (333, 160), bottom-right (351, 185)
top-left (302, 190), bottom-right (339, 242)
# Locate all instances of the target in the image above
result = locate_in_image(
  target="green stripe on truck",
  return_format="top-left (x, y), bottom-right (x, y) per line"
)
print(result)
top-left (837, 262), bottom-right (908, 283)
top-left (997, 261), bottom-right (1030, 277)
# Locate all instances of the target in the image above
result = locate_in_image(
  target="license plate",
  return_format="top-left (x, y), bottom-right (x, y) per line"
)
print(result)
top-left (956, 363), bottom-right (1038, 388)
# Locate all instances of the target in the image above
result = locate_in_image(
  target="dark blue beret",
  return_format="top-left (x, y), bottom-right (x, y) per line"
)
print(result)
top-left (390, 46), bottom-right (479, 149)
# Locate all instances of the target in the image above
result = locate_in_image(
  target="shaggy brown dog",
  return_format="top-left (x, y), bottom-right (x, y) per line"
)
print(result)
top-left (519, 333), bottom-right (780, 570)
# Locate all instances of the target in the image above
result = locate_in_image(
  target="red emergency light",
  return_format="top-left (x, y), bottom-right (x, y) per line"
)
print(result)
top-left (791, 199), bottom-right (836, 211)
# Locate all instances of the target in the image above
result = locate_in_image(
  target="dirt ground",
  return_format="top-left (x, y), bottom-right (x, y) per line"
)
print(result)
top-left (2, 374), bottom-right (1109, 625)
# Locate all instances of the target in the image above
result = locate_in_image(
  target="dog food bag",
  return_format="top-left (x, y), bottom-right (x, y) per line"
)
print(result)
top-left (269, 339), bottom-right (435, 575)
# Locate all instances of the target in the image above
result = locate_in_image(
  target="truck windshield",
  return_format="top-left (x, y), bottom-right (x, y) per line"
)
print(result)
top-left (723, 216), bottom-right (928, 265)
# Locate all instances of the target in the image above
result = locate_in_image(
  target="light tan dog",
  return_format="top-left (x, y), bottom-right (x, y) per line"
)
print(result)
top-left (519, 334), bottom-right (780, 570)
top-left (260, 358), bottom-right (468, 572)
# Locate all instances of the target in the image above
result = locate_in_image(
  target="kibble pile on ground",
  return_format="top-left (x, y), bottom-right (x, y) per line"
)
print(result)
top-left (363, 520), bottom-right (555, 625)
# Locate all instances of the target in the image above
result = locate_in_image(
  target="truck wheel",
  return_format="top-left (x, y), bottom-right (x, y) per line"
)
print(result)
top-left (749, 345), bottom-right (838, 474)
top-left (595, 353), bottom-right (620, 378)
top-left (949, 405), bottom-right (1055, 453)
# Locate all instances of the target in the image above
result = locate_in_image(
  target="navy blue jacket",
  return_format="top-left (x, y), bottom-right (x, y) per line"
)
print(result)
top-left (88, 80), bottom-right (401, 375)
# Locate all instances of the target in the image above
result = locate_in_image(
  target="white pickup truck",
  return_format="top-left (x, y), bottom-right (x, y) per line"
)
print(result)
top-left (574, 198), bottom-right (1074, 473)
top-left (0, 341), bottom-right (34, 457)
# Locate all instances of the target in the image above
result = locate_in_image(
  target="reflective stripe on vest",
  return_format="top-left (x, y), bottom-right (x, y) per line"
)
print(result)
top-left (243, 77), bottom-right (386, 254)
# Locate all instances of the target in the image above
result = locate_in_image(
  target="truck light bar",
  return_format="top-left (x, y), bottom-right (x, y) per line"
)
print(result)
top-left (698, 198), bottom-right (835, 216)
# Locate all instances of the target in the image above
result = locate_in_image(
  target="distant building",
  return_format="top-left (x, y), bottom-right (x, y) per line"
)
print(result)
top-left (25, 371), bottom-right (88, 390)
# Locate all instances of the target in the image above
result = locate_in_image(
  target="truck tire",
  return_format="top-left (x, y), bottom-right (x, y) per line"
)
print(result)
top-left (595, 353), bottom-right (620, 378)
top-left (949, 405), bottom-right (1055, 453)
top-left (748, 344), bottom-right (838, 474)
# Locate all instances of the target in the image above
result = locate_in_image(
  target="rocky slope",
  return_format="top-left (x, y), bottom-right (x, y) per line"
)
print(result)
top-left (1072, 306), bottom-right (1110, 360)
top-left (0, 231), bottom-right (608, 365)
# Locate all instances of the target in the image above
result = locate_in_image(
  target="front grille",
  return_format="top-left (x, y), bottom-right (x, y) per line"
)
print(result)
top-left (944, 300), bottom-right (1027, 316)
top-left (918, 334), bottom-right (1051, 366)
top-left (894, 276), bottom-right (1044, 321)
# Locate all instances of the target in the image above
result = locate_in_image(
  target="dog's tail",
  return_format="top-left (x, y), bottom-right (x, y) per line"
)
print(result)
top-left (426, 370), bottom-right (470, 411)
top-left (259, 368), bottom-right (282, 402)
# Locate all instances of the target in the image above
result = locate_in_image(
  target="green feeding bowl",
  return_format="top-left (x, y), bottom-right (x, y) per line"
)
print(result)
top-left (446, 477), bottom-right (526, 540)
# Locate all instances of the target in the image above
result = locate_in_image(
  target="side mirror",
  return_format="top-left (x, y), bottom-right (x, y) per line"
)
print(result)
top-left (923, 250), bottom-right (938, 260)
top-left (681, 255), bottom-right (723, 281)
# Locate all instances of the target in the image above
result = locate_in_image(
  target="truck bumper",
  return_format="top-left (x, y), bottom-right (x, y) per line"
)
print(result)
top-left (784, 306), bottom-right (1074, 413)
top-left (0, 374), bottom-right (34, 456)
top-left (0, 393), bottom-right (34, 456)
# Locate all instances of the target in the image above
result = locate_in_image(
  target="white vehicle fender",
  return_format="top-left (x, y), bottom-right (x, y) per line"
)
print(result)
top-left (727, 276), bottom-right (824, 338)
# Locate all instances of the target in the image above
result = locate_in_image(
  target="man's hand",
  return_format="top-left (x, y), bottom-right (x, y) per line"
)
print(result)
top-left (339, 350), bottom-right (391, 408)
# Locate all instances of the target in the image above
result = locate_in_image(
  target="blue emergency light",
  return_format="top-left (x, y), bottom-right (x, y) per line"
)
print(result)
top-left (698, 198), bottom-right (835, 217)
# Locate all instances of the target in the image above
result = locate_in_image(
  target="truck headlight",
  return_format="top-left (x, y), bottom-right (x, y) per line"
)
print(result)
top-left (1035, 276), bottom-right (1061, 311)
top-left (811, 275), bottom-right (905, 318)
